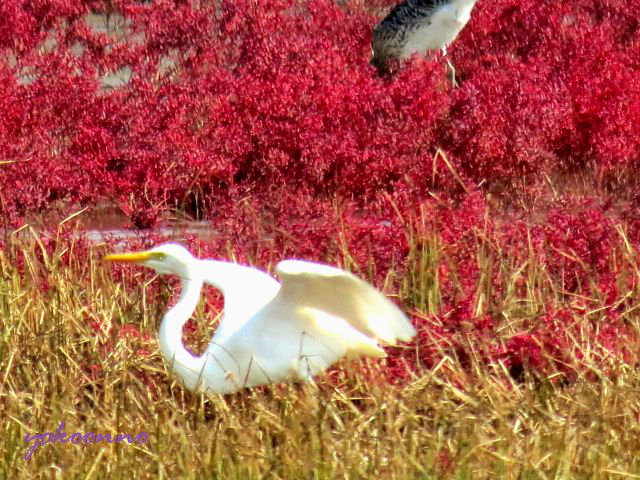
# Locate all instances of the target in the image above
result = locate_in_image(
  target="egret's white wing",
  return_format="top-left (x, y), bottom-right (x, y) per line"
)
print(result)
top-left (206, 260), bottom-right (415, 389)
top-left (275, 260), bottom-right (415, 344)
top-left (216, 300), bottom-right (388, 388)
top-left (215, 260), bottom-right (415, 387)
top-left (199, 259), bottom-right (281, 342)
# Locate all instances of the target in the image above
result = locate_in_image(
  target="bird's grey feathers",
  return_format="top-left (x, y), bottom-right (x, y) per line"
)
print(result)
top-left (375, 0), bottom-right (446, 33)
top-left (371, 0), bottom-right (478, 74)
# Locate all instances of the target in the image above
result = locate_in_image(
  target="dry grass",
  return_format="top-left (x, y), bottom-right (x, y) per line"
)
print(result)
top-left (2, 227), bottom-right (640, 479)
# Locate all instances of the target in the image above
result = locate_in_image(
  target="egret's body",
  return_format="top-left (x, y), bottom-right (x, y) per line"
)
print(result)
top-left (371, 0), bottom-right (478, 74)
top-left (105, 244), bottom-right (415, 394)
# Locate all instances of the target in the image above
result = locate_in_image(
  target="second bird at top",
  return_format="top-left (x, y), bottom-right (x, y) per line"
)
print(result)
top-left (371, 0), bottom-right (479, 74)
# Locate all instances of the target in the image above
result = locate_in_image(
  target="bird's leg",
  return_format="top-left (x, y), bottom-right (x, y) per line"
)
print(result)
top-left (447, 58), bottom-right (458, 87)
top-left (442, 46), bottom-right (459, 87)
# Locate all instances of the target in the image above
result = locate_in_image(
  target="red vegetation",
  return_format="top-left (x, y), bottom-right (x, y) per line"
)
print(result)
top-left (1, 0), bottom-right (640, 382)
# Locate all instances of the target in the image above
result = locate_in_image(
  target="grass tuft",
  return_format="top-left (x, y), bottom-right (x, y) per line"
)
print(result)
top-left (2, 222), bottom-right (640, 478)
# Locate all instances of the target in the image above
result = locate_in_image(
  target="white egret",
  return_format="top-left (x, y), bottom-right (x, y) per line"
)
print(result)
top-left (105, 244), bottom-right (415, 394)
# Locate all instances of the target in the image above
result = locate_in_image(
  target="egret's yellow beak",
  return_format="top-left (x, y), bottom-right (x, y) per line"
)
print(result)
top-left (104, 251), bottom-right (154, 263)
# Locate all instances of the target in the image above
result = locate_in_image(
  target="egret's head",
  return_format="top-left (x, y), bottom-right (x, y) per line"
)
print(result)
top-left (105, 243), bottom-right (196, 278)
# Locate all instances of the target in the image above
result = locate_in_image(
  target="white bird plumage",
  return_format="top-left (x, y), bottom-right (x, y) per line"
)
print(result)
top-left (105, 243), bottom-right (416, 394)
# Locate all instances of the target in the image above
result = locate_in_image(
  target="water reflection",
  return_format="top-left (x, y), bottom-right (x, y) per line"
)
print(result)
top-left (84, 223), bottom-right (217, 246)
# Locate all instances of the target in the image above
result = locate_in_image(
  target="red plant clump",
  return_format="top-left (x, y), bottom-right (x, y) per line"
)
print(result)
top-left (1, 0), bottom-right (638, 224)
top-left (543, 201), bottom-right (614, 292)
top-left (446, 59), bottom-right (572, 180)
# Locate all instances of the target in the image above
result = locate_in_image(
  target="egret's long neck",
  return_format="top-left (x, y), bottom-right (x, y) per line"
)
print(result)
top-left (158, 275), bottom-right (207, 390)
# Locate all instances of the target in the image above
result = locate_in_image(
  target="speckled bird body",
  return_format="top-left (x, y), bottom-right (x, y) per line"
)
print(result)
top-left (372, 0), bottom-right (478, 73)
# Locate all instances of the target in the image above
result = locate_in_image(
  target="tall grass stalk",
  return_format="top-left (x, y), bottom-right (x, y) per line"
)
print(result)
top-left (2, 224), bottom-right (640, 479)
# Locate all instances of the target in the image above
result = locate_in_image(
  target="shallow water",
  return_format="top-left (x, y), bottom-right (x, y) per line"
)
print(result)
top-left (9, 204), bottom-right (219, 248)
top-left (79, 208), bottom-right (217, 246)
top-left (84, 223), bottom-right (217, 246)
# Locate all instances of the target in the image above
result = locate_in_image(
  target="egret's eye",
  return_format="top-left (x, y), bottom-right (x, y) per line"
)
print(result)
top-left (153, 252), bottom-right (167, 261)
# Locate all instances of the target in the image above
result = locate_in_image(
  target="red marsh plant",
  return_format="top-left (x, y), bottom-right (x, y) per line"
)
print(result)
top-left (0, 0), bottom-right (636, 226)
